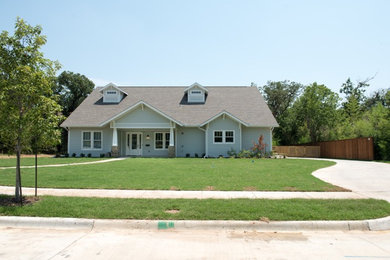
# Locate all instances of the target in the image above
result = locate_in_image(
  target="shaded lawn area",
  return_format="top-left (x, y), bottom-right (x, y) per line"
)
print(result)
top-left (0, 157), bottom-right (105, 167)
top-left (1, 195), bottom-right (389, 221)
top-left (0, 158), bottom-right (339, 191)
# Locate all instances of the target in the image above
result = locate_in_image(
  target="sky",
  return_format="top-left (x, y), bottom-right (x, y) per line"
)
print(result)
top-left (1, 0), bottom-right (389, 95)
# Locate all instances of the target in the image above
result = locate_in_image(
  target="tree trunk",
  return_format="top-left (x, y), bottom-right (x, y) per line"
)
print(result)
top-left (35, 148), bottom-right (37, 197)
top-left (15, 138), bottom-right (23, 205)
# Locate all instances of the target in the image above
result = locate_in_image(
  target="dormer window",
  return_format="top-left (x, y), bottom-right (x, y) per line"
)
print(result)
top-left (184, 82), bottom-right (207, 103)
top-left (99, 83), bottom-right (127, 103)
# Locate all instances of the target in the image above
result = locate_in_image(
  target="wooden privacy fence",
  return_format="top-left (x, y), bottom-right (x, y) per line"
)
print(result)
top-left (311, 137), bottom-right (374, 161)
top-left (273, 146), bottom-right (320, 158)
top-left (274, 137), bottom-right (374, 160)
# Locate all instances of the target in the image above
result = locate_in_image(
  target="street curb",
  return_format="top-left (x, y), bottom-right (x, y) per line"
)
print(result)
top-left (1, 216), bottom-right (389, 231)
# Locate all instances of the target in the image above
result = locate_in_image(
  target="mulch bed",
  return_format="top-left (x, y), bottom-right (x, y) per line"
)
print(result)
top-left (0, 196), bottom-right (40, 207)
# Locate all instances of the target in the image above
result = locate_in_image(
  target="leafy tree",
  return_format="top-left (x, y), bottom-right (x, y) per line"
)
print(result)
top-left (363, 88), bottom-right (390, 111)
top-left (54, 71), bottom-right (94, 153)
top-left (260, 80), bottom-right (303, 120)
top-left (0, 18), bottom-right (62, 202)
top-left (54, 71), bottom-right (94, 117)
top-left (340, 77), bottom-right (372, 119)
top-left (260, 80), bottom-right (303, 145)
top-left (293, 83), bottom-right (340, 143)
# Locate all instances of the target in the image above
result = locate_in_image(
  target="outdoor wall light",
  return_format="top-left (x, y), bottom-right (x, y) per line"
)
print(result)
top-left (146, 135), bottom-right (150, 140)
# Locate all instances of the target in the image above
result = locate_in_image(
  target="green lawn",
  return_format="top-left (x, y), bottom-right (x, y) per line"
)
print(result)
top-left (1, 195), bottom-right (389, 220)
top-left (0, 157), bottom-right (105, 167)
top-left (0, 158), bottom-right (340, 191)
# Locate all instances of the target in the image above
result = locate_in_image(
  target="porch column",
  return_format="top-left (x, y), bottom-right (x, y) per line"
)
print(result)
top-left (111, 127), bottom-right (119, 157)
top-left (168, 123), bottom-right (175, 158)
top-left (169, 126), bottom-right (174, 146)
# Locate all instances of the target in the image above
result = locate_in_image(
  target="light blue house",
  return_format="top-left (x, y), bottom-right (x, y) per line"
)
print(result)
top-left (61, 83), bottom-right (278, 157)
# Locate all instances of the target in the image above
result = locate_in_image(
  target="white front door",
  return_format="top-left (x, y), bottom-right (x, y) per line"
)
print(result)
top-left (126, 132), bottom-right (142, 156)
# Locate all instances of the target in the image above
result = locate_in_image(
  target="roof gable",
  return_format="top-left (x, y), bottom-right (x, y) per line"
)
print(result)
top-left (184, 82), bottom-right (208, 93)
top-left (99, 83), bottom-right (128, 95)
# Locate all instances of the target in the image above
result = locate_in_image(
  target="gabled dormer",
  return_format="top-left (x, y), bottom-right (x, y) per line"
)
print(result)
top-left (184, 82), bottom-right (208, 103)
top-left (99, 83), bottom-right (127, 103)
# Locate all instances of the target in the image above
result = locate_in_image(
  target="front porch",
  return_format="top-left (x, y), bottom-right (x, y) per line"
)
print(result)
top-left (111, 127), bottom-right (176, 158)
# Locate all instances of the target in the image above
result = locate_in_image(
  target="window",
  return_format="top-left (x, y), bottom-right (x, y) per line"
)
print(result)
top-left (191, 90), bottom-right (201, 94)
top-left (213, 130), bottom-right (234, 144)
top-left (82, 131), bottom-right (102, 150)
top-left (106, 91), bottom-right (117, 95)
top-left (225, 131), bottom-right (234, 143)
top-left (165, 133), bottom-right (170, 149)
top-left (155, 132), bottom-right (170, 150)
top-left (155, 133), bottom-right (163, 149)
top-left (93, 132), bottom-right (102, 148)
top-left (214, 131), bottom-right (223, 143)
top-left (82, 132), bottom-right (91, 149)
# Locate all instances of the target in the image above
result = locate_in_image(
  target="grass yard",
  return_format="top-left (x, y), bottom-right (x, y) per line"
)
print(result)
top-left (1, 195), bottom-right (389, 220)
top-left (0, 157), bottom-right (105, 167)
top-left (0, 158), bottom-right (340, 191)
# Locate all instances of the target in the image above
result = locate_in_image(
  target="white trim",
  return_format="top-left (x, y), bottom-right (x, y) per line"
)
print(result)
top-left (99, 83), bottom-right (128, 95)
top-left (154, 132), bottom-right (170, 150)
top-left (205, 124), bottom-right (209, 157)
top-left (212, 130), bottom-right (235, 144)
top-left (100, 101), bottom-right (183, 127)
top-left (175, 128), bottom-right (178, 156)
top-left (114, 123), bottom-right (171, 129)
top-left (184, 82), bottom-right (208, 93)
top-left (67, 128), bottom-right (70, 155)
top-left (81, 130), bottom-right (103, 150)
top-left (239, 124), bottom-right (242, 151)
top-left (200, 111), bottom-right (249, 127)
top-left (126, 132), bottom-right (143, 156)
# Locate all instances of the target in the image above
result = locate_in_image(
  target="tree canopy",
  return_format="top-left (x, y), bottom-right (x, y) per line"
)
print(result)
top-left (54, 71), bottom-right (95, 117)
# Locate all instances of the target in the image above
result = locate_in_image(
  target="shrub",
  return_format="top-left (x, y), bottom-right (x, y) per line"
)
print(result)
top-left (227, 148), bottom-right (237, 158)
top-left (64, 153), bottom-right (69, 158)
top-left (251, 135), bottom-right (268, 158)
top-left (201, 153), bottom-right (206, 158)
top-left (87, 153), bottom-right (92, 158)
top-left (195, 153), bottom-right (199, 158)
top-left (55, 153), bottom-right (61, 158)
top-left (186, 153), bottom-right (190, 158)
top-left (80, 153), bottom-right (85, 157)
top-left (71, 153), bottom-right (76, 157)
top-left (238, 149), bottom-right (252, 158)
top-left (100, 153), bottom-right (105, 158)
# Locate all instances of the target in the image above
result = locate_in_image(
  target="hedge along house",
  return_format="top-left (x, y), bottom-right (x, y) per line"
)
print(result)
top-left (61, 82), bottom-right (278, 157)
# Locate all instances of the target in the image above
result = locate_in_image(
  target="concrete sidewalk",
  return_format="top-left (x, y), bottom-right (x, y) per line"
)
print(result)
top-left (0, 186), bottom-right (365, 199)
top-left (0, 157), bottom-right (125, 170)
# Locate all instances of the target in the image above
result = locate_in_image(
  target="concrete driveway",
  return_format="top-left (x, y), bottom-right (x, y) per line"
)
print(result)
top-left (312, 159), bottom-right (390, 202)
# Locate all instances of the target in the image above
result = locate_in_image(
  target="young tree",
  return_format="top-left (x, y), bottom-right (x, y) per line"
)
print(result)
top-left (0, 18), bottom-right (62, 202)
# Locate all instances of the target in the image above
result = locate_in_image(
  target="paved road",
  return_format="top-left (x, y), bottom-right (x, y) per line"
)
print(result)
top-left (1, 226), bottom-right (390, 260)
top-left (312, 159), bottom-right (390, 202)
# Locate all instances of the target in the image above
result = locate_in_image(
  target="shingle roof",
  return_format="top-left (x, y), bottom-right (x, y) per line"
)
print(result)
top-left (60, 86), bottom-right (278, 128)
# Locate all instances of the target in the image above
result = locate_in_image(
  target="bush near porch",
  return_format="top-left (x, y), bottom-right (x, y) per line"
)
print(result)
top-left (0, 158), bottom-right (340, 191)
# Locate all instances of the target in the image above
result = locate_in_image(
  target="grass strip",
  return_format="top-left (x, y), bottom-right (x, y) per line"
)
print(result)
top-left (1, 195), bottom-right (389, 221)
top-left (0, 158), bottom-right (340, 191)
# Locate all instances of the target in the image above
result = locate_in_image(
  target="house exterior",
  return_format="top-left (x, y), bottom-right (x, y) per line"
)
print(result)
top-left (61, 83), bottom-right (278, 157)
